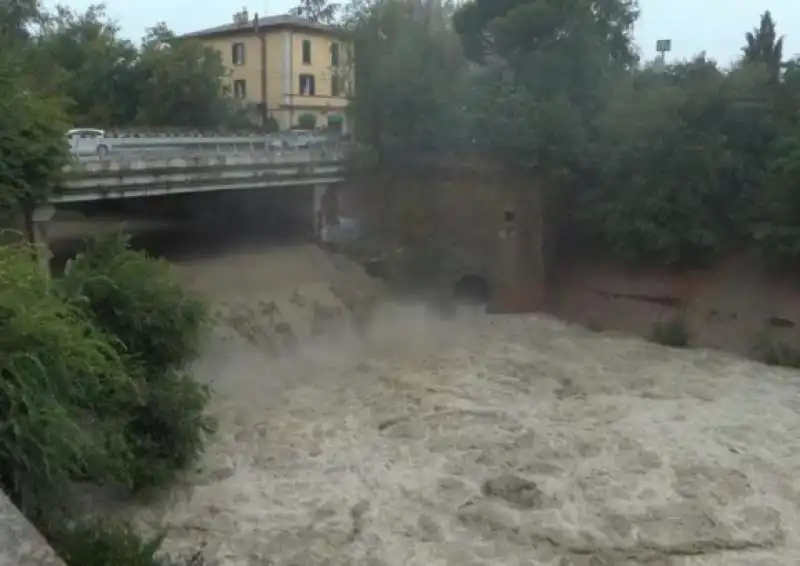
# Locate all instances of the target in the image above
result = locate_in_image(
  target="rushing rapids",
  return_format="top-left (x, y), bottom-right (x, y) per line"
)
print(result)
top-left (68, 242), bottom-right (800, 566)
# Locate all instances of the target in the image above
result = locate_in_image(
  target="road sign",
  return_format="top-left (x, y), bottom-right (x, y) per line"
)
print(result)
top-left (656, 39), bottom-right (672, 53)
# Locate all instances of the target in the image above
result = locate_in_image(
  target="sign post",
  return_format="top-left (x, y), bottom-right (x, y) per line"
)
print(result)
top-left (656, 39), bottom-right (672, 64)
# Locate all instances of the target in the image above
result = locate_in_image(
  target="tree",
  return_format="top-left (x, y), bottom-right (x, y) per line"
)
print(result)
top-left (343, 0), bottom-right (466, 155)
top-left (291, 0), bottom-right (340, 24)
top-left (0, 54), bottom-right (69, 242)
top-left (134, 23), bottom-right (234, 128)
top-left (0, 0), bottom-right (41, 44)
top-left (452, 0), bottom-right (639, 71)
top-left (742, 11), bottom-right (783, 82)
top-left (33, 4), bottom-right (140, 126)
top-left (24, 7), bottom-right (241, 129)
top-left (448, 0), bottom-right (638, 174)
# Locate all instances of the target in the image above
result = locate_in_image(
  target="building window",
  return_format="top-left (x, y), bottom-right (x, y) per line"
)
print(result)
top-left (233, 79), bottom-right (247, 99)
top-left (299, 74), bottom-right (315, 96)
top-left (330, 42), bottom-right (340, 67)
top-left (330, 75), bottom-right (341, 97)
top-left (302, 39), bottom-right (312, 64)
top-left (232, 42), bottom-right (245, 65)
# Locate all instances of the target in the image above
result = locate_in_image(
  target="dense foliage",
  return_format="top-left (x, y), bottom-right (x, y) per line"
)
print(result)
top-left (0, 235), bottom-right (211, 562)
top-left (0, 242), bottom-right (136, 518)
top-left (47, 520), bottom-right (206, 566)
top-left (339, 1), bottom-right (800, 267)
top-left (59, 233), bottom-right (212, 490)
top-left (12, 1), bottom-right (243, 131)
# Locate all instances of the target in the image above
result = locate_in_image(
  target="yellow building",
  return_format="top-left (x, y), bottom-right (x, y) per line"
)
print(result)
top-left (183, 10), bottom-right (351, 132)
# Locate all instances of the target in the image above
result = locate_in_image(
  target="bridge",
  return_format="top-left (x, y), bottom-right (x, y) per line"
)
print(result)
top-left (31, 138), bottom-right (350, 272)
top-left (59, 145), bottom-right (346, 203)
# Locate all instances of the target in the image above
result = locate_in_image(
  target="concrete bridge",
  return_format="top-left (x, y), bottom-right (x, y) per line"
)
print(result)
top-left (58, 145), bottom-right (346, 202)
top-left (31, 143), bottom-right (349, 272)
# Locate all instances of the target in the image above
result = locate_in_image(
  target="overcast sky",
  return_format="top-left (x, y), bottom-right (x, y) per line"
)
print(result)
top-left (50, 0), bottom-right (800, 64)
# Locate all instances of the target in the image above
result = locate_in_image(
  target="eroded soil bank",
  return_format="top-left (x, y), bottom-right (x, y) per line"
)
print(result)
top-left (95, 244), bottom-right (800, 565)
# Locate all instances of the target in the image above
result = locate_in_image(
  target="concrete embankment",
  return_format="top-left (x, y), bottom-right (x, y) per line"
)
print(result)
top-left (0, 491), bottom-right (64, 565)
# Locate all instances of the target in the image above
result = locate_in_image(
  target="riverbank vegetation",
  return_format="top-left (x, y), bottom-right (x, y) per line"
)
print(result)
top-left (0, 234), bottom-right (211, 564)
top-left (1, 2), bottom-right (217, 563)
top-left (337, 0), bottom-right (800, 270)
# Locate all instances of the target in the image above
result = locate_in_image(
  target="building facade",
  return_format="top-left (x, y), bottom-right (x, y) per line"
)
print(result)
top-left (183, 11), bottom-right (351, 132)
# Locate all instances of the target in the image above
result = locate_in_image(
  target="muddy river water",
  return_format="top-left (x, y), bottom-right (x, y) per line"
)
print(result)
top-left (78, 242), bottom-right (800, 566)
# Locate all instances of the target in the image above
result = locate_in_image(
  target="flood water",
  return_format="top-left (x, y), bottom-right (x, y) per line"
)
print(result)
top-left (58, 205), bottom-right (800, 566)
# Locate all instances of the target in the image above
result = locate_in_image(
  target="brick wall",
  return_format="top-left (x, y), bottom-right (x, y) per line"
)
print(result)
top-left (339, 159), bottom-right (800, 357)
top-left (546, 254), bottom-right (800, 356)
top-left (342, 158), bottom-right (549, 310)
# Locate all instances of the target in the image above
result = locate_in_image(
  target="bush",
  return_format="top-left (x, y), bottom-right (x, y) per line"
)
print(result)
top-left (47, 520), bottom-right (205, 566)
top-left (0, 236), bottom-right (215, 563)
top-left (59, 233), bottom-right (208, 374)
top-left (296, 112), bottom-right (317, 130)
top-left (58, 233), bottom-right (213, 490)
top-left (751, 133), bottom-right (800, 266)
top-left (649, 317), bottom-right (690, 347)
top-left (124, 369), bottom-right (213, 490)
top-left (753, 332), bottom-right (800, 368)
top-left (264, 116), bottom-right (280, 133)
top-left (0, 242), bottom-right (137, 518)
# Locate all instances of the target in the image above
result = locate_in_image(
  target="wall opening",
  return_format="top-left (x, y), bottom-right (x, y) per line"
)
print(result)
top-left (453, 274), bottom-right (490, 305)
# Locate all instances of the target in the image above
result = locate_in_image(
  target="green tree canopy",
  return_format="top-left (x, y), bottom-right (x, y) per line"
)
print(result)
top-left (343, 0), bottom-right (466, 154)
top-left (742, 10), bottom-right (783, 82)
top-left (135, 23), bottom-right (234, 128)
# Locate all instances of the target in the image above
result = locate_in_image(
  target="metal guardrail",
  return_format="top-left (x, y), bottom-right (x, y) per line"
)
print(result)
top-left (101, 129), bottom-right (351, 138)
top-left (57, 149), bottom-right (347, 203)
top-left (74, 141), bottom-right (351, 163)
top-left (110, 136), bottom-right (277, 147)
top-left (104, 131), bottom-right (266, 138)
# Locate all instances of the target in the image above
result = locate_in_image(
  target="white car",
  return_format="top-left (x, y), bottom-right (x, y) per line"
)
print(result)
top-left (67, 128), bottom-right (112, 157)
top-left (266, 130), bottom-right (329, 150)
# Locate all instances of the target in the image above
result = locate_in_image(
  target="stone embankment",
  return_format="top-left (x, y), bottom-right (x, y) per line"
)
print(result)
top-left (0, 491), bottom-right (63, 566)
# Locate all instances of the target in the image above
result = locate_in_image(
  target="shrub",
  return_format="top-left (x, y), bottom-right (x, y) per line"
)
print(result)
top-left (264, 116), bottom-right (280, 133)
top-left (296, 112), bottom-right (317, 130)
top-left (649, 317), bottom-right (690, 347)
top-left (753, 332), bottom-right (800, 368)
top-left (58, 233), bottom-right (213, 490)
top-left (47, 520), bottom-right (205, 566)
top-left (0, 242), bottom-right (137, 518)
top-left (751, 133), bottom-right (800, 266)
top-left (59, 233), bottom-right (208, 374)
top-left (124, 369), bottom-right (213, 490)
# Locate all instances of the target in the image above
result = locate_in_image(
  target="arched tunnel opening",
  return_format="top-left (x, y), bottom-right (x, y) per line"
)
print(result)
top-left (452, 274), bottom-right (490, 305)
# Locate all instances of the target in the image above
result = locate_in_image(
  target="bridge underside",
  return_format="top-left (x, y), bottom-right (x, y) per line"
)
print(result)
top-left (32, 183), bottom-right (342, 275)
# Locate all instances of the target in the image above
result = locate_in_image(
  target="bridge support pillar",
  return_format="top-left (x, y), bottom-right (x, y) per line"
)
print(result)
top-left (313, 183), bottom-right (339, 242)
top-left (31, 205), bottom-right (55, 276)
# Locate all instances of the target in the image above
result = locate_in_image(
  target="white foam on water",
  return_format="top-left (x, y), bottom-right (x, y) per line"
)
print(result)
top-left (107, 244), bottom-right (800, 565)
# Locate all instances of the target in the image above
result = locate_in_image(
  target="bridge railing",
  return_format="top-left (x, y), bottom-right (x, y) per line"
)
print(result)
top-left (73, 140), bottom-right (352, 164)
